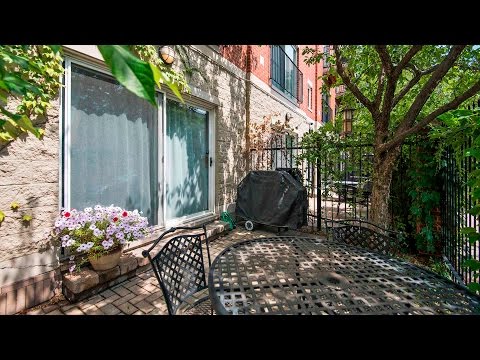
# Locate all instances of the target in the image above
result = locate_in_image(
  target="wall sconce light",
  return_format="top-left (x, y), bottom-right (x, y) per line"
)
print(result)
top-left (343, 107), bottom-right (354, 135)
top-left (158, 45), bottom-right (176, 65)
top-left (285, 112), bottom-right (293, 122)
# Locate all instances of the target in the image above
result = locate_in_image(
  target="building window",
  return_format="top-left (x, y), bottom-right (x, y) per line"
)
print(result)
top-left (63, 60), bottom-right (214, 228)
top-left (307, 84), bottom-right (313, 111)
top-left (322, 92), bottom-right (332, 122)
top-left (271, 45), bottom-right (303, 103)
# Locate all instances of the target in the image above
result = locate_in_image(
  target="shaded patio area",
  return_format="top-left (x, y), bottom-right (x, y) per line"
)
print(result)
top-left (23, 227), bottom-right (316, 315)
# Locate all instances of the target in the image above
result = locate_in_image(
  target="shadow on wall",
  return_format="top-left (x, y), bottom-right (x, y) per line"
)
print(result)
top-left (179, 46), bottom-right (248, 211)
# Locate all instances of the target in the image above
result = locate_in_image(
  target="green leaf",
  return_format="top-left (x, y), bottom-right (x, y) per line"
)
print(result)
top-left (0, 210), bottom-right (4, 224)
top-left (2, 74), bottom-right (43, 97)
top-left (49, 45), bottom-right (61, 54)
top-left (149, 62), bottom-right (184, 103)
top-left (97, 45), bottom-right (157, 107)
top-left (0, 90), bottom-right (7, 105)
top-left (467, 282), bottom-right (480, 292)
top-left (469, 205), bottom-right (480, 216)
top-left (460, 227), bottom-right (477, 235)
top-left (464, 147), bottom-right (480, 160)
top-left (158, 69), bottom-right (184, 103)
top-left (10, 202), bottom-right (19, 210)
top-left (22, 214), bottom-right (32, 222)
top-left (16, 115), bottom-right (40, 138)
top-left (463, 259), bottom-right (480, 272)
top-left (0, 131), bottom-right (14, 142)
top-left (3, 120), bottom-right (21, 139)
top-left (468, 233), bottom-right (480, 244)
top-left (472, 187), bottom-right (480, 200)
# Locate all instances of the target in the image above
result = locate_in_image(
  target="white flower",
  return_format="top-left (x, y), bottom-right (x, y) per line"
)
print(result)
top-left (102, 240), bottom-right (112, 250)
top-left (93, 228), bottom-right (103, 237)
top-left (66, 239), bottom-right (75, 247)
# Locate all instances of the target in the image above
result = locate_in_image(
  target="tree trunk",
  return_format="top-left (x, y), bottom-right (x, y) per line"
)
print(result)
top-left (370, 145), bottom-right (402, 229)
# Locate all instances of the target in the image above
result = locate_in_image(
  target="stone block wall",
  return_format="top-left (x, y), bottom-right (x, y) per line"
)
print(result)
top-left (0, 97), bottom-right (60, 263)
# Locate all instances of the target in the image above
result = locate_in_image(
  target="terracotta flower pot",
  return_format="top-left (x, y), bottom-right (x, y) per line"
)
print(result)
top-left (89, 247), bottom-right (122, 271)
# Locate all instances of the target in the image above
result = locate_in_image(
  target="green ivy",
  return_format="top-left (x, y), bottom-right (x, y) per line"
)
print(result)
top-left (0, 45), bottom-right (63, 144)
top-left (407, 136), bottom-right (442, 254)
top-left (430, 108), bottom-right (480, 292)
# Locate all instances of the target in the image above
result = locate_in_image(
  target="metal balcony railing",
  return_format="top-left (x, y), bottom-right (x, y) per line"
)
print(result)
top-left (270, 45), bottom-right (303, 103)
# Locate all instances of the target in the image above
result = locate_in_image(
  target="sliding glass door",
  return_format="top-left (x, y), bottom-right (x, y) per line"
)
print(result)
top-left (165, 98), bottom-right (209, 221)
top-left (67, 63), bottom-right (160, 225)
top-left (65, 60), bottom-right (213, 227)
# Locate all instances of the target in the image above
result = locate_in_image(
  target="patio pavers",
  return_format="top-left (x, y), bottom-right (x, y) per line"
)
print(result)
top-left (23, 227), bottom-right (317, 315)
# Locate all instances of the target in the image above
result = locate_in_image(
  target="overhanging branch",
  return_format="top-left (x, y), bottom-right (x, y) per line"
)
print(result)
top-left (382, 78), bottom-right (480, 152)
top-left (393, 45), bottom-right (423, 77)
top-left (392, 45), bottom-right (466, 138)
top-left (392, 64), bottom-right (439, 108)
top-left (333, 46), bottom-right (376, 113)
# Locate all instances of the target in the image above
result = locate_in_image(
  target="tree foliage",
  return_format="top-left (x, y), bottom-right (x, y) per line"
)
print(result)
top-left (303, 45), bottom-right (480, 227)
top-left (0, 45), bottom-right (63, 144)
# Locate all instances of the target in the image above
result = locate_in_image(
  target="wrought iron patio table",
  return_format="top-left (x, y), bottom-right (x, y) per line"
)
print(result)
top-left (208, 236), bottom-right (480, 315)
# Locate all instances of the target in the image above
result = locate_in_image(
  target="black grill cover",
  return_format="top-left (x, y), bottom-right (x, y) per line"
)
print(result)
top-left (236, 170), bottom-right (308, 229)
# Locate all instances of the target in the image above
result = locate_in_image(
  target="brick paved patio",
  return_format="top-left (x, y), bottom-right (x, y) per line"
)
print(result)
top-left (23, 227), bottom-right (319, 315)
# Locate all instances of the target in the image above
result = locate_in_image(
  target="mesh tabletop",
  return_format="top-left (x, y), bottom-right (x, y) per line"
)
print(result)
top-left (208, 236), bottom-right (480, 315)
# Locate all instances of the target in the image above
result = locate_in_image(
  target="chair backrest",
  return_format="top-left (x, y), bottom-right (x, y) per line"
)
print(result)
top-left (325, 218), bottom-right (401, 256)
top-left (142, 224), bottom-right (210, 315)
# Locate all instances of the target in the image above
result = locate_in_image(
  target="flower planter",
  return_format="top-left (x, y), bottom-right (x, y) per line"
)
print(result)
top-left (89, 247), bottom-right (122, 271)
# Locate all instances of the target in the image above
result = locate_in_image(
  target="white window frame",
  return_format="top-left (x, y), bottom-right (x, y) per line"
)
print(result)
top-left (62, 56), bottom-right (216, 228)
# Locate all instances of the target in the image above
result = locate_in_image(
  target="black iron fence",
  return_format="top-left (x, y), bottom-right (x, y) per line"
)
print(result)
top-left (441, 140), bottom-right (480, 287)
top-left (250, 135), bottom-right (401, 232)
top-left (250, 133), bottom-right (479, 289)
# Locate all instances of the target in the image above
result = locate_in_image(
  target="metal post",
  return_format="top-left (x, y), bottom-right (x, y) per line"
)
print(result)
top-left (316, 143), bottom-right (322, 230)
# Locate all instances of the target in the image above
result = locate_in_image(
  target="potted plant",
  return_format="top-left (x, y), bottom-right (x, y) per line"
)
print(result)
top-left (52, 205), bottom-right (149, 272)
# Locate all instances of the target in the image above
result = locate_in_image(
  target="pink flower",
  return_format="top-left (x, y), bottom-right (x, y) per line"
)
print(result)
top-left (113, 216), bottom-right (119, 222)
top-left (122, 211), bottom-right (128, 217)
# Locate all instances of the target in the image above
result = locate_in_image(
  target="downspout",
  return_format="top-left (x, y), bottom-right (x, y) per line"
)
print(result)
top-left (245, 45), bottom-right (252, 172)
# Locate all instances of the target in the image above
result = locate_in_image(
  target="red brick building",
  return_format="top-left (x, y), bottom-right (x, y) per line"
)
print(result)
top-left (220, 45), bottom-right (336, 133)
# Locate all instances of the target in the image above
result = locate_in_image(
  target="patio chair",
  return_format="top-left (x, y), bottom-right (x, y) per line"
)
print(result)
top-left (325, 218), bottom-right (402, 256)
top-left (141, 224), bottom-right (214, 315)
